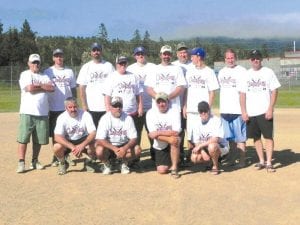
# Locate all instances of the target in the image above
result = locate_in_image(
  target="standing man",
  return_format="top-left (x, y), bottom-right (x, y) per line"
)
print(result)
top-left (127, 46), bottom-right (156, 158)
top-left (16, 54), bottom-right (54, 173)
top-left (239, 49), bottom-right (281, 172)
top-left (183, 47), bottom-right (219, 160)
top-left (189, 101), bottom-right (229, 175)
top-left (172, 42), bottom-right (192, 164)
top-left (96, 96), bottom-right (141, 175)
top-left (146, 92), bottom-right (181, 179)
top-left (218, 48), bottom-right (247, 168)
top-left (53, 97), bottom-right (97, 175)
top-left (77, 42), bottom-right (115, 128)
top-left (44, 48), bottom-right (77, 167)
top-left (103, 56), bottom-right (143, 148)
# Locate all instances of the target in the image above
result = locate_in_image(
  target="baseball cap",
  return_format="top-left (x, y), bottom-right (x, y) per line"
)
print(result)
top-left (116, 56), bottom-right (128, 64)
top-left (134, 46), bottom-right (146, 55)
top-left (53, 48), bottom-right (64, 56)
top-left (249, 49), bottom-right (262, 59)
top-left (111, 96), bottom-right (123, 106)
top-left (91, 42), bottom-right (102, 51)
top-left (160, 45), bottom-right (172, 54)
top-left (28, 54), bottom-right (41, 63)
top-left (198, 101), bottom-right (210, 113)
top-left (155, 92), bottom-right (169, 102)
top-left (176, 42), bottom-right (188, 51)
top-left (189, 48), bottom-right (206, 58)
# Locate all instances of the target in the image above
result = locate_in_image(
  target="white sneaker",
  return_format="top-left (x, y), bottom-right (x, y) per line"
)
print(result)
top-left (102, 163), bottom-right (112, 175)
top-left (121, 163), bottom-right (130, 174)
top-left (16, 161), bottom-right (25, 173)
top-left (29, 160), bottom-right (45, 170)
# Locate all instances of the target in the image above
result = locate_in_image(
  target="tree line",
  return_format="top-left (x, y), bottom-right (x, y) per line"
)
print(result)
top-left (0, 20), bottom-right (296, 70)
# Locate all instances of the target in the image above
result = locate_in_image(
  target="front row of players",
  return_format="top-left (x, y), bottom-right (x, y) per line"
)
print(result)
top-left (52, 94), bottom-right (227, 178)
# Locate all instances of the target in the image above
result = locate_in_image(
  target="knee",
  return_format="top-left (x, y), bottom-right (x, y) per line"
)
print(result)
top-left (157, 165), bottom-right (169, 174)
top-left (134, 145), bottom-right (142, 157)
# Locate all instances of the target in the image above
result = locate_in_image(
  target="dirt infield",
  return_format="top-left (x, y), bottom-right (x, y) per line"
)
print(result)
top-left (1, 109), bottom-right (300, 225)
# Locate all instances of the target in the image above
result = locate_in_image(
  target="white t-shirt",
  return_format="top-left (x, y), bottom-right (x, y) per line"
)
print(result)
top-left (44, 66), bottom-right (76, 111)
top-left (218, 65), bottom-right (247, 114)
top-left (127, 62), bottom-right (156, 111)
top-left (144, 64), bottom-right (187, 113)
top-left (238, 67), bottom-right (281, 117)
top-left (185, 65), bottom-right (219, 113)
top-left (172, 60), bottom-right (192, 76)
top-left (146, 108), bottom-right (181, 150)
top-left (96, 112), bottom-right (137, 146)
top-left (189, 114), bottom-right (228, 149)
top-left (54, 109), bottom-right (96, 141)
top-left (103, 71), bottom-right (142, 115)
top-left (77, 60), bottom-right (115, 111)
top-left (19, 70), bottom-right (52, 116)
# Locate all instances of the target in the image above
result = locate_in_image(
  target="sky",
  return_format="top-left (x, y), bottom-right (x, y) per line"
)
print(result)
top-left (1, 0), bottom-right (300, 40)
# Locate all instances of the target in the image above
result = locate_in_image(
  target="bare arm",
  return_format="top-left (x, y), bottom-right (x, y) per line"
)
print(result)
top-left (239, 92), bottom-right (248, 122)
top-left (265, 89), bottom-right (278, 120)
top-left (168, 86), bottom-right (184, 100)
top-left (79, 85), bottom-right (88, 111)
top-left (146, 87), bottom-right (156, 99)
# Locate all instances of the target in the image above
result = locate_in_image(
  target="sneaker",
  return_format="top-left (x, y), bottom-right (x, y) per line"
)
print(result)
top-left (58, 162), bottom-right (67, 175)
top-left (65, 154), bottom-right (76, 166)
top-left (51, 160), bottom-right (59, 167)
top-left (29, 160), bottom-right (45, 170)
top-left (16, 161), bottom-right (25, 173)
top-left (84, 159), bottom-right (96, 173)
top-left (120, 163), bottom-right (130, 174)
top-left (102, 163), bottom-right (112, 175)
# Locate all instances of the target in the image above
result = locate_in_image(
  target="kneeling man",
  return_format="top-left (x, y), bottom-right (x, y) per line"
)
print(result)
top-left (146, 92), bottom-right (181, 178)
top-left (189, 101), bottom-right (229, 175)
top-left (96, 96), bottom-right (141, 175)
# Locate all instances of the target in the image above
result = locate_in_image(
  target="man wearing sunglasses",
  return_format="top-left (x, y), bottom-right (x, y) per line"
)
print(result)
top-left (96, 96), bottom-right (141, 175)
top-left (16, 54), bottom-right (54, 173)
top-left (239, 49), bottom-right (281, 173)
top-left (77, 42), bottom-right (115, 128)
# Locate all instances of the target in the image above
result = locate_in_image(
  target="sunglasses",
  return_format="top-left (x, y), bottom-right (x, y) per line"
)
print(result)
top-left (92, 48), bottom-right (101, 52)
top-left (111, 103), bottom-right (123, 108)
top-left (31, 61), bottom-right (40, 65)
top-left (250, 57), bottom-right (261, 61)
top-left (135, 52), bottom-right (145, 56)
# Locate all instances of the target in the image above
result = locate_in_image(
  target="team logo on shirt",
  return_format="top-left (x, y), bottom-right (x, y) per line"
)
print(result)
top-left (219, 76), bottom-right (236, 88)
top-left (109, 128), bottom-right (128, 136)
top-left (247, 79), bottom-right (266, 91)
top-left (155, 123), bottom-right (172, 131)
top-left (89, 71), bottom-right (108, 82)
top-left (188, 75), bottom-right (206, 88)
top-left (117, 81), bottom-right (134, 93)
top-left (198, 133), bottom-right (211, 142)
top-left (156, 73), bottom-right (175, 84)
top-left (66, 125), bottom-right (86, 137)
top-left (52, 76), bottom-right (72, 87)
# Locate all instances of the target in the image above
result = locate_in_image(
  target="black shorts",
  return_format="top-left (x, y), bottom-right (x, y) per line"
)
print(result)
top-left (65, 136), bottom-right (89, 154)
top-left (154, 145), bottom-right (171, 167)
top-left (247, 114), bottom-right (274, 139)
top-left (49, 111), bottom-right (64, 138)
top-left (89, 111), bottom-right (106, 129)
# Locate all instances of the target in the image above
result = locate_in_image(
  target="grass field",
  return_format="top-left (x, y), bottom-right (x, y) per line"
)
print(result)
top-left (0, 84), bottom-right (299, 112)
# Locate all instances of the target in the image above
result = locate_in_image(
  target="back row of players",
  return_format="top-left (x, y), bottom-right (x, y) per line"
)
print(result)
top-left (16, 42), bottom-right (280, 177)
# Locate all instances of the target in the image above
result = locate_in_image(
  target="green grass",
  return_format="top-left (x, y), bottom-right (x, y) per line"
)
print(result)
top-left (0, 84), bottom-right (299, 112)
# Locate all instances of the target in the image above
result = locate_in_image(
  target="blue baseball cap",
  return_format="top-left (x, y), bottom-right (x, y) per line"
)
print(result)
top-left (190, 47), bottom-right (206, 58)
top-left (91, 42), bottom-right (102, 51)
top-left (133, 46), bottom-right (146, 55)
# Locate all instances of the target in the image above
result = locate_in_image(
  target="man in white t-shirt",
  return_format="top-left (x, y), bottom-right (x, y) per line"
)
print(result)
top-left (44, 48), bottom-right (77, 167)
top-left (77, 42), bottom-right (115, 128)
top-left (183, 47), bottom-right (219, 162)
top-left (189, 101), bottom-right (229, 175)
top-left (16, 54), bottom-right (54, 173)
top-left (95, 97), bottom-right (141, 175)
top-left (53, 97), bottom-right (97, 175)
top-left (127, 46), bottom-right (156, 160)
top-left (239, 49), bottom-right (281, 173)
top-left (146, 92), bottom-right (181, 179)
top-left (218, 48), bottom-right (247, 168)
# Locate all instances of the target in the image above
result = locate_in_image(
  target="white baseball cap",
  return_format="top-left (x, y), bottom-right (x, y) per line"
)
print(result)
top-left (28, 54), bottom-right (41, 63)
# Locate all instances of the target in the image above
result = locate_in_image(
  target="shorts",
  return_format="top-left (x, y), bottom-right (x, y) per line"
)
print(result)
top-left (247, 114), bottom-right (274, 139)
top-left (17, 114), bottom-right (49, 145)
top-left (89, 111), bottom-right (106, 129)
top-left (65, 136), bottom-right (89, 153)
top-left (154, 145), bottom-right (171, 167)
top-left (49, 111), bottom-right (64, 138)
top-left (186, 112), bottom-right (200, 141)
top-left (221, 114), bottom-right (246, 143)
top-left (200, 144), bottom-right (229, 157)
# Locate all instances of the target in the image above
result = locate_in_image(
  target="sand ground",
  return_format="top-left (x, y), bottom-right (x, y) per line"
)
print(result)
top-left (0, 109), bottom-right (299, 225)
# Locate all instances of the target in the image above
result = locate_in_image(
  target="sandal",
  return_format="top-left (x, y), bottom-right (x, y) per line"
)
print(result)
top-left (210, 168), bottom-right (220, 175)
top-left (254, 163), bottom-right (265, 170)
top-left (170, 170), bottom-right (180, 179)
top-left (266, 164), bottom-right (276, 173)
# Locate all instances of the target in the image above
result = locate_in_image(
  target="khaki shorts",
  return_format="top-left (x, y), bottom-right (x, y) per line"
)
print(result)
top-left (17, 114), bottom-right (49, 145)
